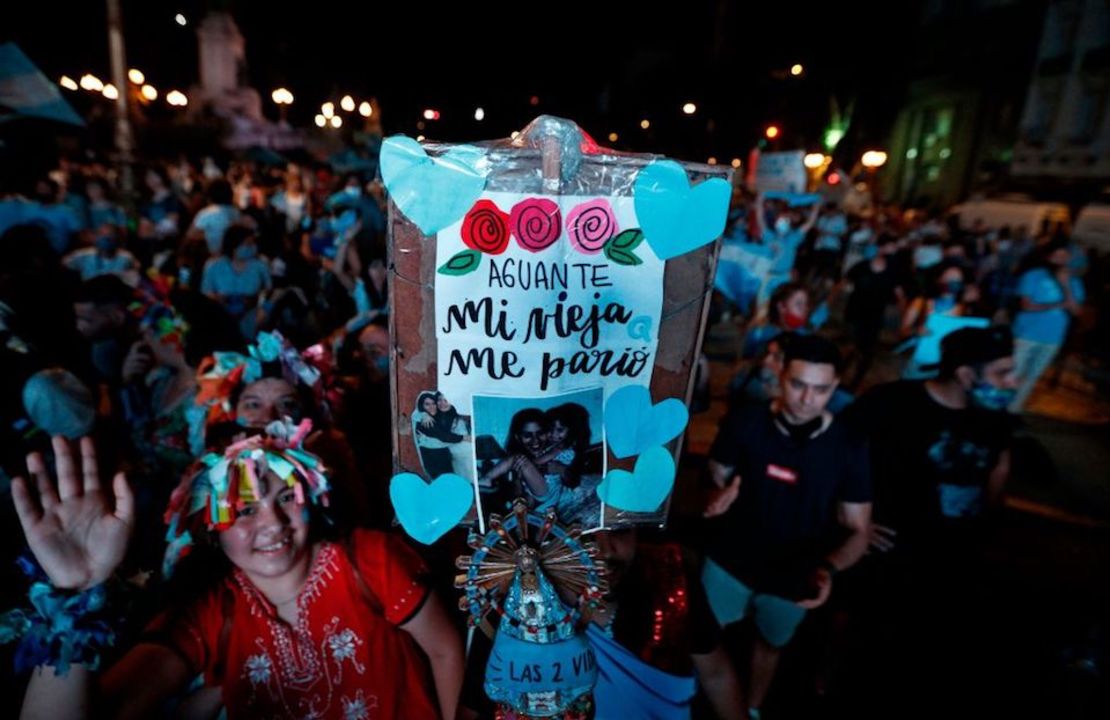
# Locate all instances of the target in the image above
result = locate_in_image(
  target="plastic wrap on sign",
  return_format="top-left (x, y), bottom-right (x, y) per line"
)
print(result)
top-left (386, 115), bottom-right (731, 531)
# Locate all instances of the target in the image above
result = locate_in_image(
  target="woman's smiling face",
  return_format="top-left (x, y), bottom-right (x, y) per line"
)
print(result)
top-left (517, 421), bottom-right (546, 457)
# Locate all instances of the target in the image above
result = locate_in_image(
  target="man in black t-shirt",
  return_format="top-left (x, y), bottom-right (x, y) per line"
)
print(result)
top-left (702, 335), bottom-right (872, 719)
top-left (844, 325), bottom-right (1017, 557)
top-left (839, 326), bottom-right (1017, 709)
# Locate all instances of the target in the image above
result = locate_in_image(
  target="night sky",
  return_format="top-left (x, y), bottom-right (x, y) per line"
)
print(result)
top-left (5, 0), bottom-right (920, 162)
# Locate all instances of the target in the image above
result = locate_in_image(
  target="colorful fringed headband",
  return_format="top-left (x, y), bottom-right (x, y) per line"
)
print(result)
top-left (187, 330), bottom-right (332, 454)
top-left (162, 419), bottom-right (331, 577)
top-left (129, 272), bottom-right (189, 352)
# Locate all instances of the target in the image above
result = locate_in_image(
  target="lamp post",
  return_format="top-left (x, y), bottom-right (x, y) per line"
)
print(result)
top-left (271, 88), bottom-right (294, 124)
top-left (106, 0), bottom-right (136, 209)
top-left (861, 150), bottom-right (888, 204)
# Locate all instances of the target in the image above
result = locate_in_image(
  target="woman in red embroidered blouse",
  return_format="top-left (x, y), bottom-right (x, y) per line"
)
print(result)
top-left (15, 429), bottom-right (465, 720)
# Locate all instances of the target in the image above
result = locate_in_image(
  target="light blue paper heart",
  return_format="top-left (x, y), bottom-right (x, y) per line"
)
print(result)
top-left (389, 472), bottom-right (474, 545)
top-left (380, 136), bottom-right (487, 236)
top-left (597, 446), bottom-right (675, 513)
top-left (604, 385), bottom-right (689, 459)
top-left (633, 160), bottom-right (731, 260)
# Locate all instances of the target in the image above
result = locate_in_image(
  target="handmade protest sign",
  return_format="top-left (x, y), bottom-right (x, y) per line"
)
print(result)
top-left (434, 191), bottom-right (665, 412)
top-left (754, 150), bottom-right (807, 193)
top-left (388, 116), bottom-right (730, 533)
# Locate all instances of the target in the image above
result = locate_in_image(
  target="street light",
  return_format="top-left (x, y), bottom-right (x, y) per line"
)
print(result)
top-left (102, 84), bottom-right (119, 100)
top-left (340, 95), bottom-right (355, 112)
top-left (314, 114), bottom-right (326, 128)
top-left (682, 102), bottom-right (697, 115)
top-left (707, 157), bottom-right (718, 165)
top-left (804, 153), bottom-right (827, 169)
top-left (322, 102), bottom-right (335, 119)
top-left (731, 158), bottom-right (742, 169)
top-left (474, 107), bottom-right (484, 121)
top-left (861, 150), bottom-right (888, 169)
top-left (608, 132), bottom-right (619, 142)
top-left (765, 125), bottom-right (780, 140)
top-left (80, 74), bottom-right (104, 92)
top-left (330, 115), bottom-right (342, 128)
top-left (423, 108), bottom-right (440, 121)
top-left (360, 101), bottom-right (373, 117)
top-left (640, 119), bottom-right (650, 129)
top-left (141, 84), bottom-right (157, 101)
top-left (59, 76), bottom-right (78, 91)
top-left (271, 88), bottom-right (293, 123)
top-left (166, 90), bottom-right (187, 107)
top-left (790, 64), bottom-right (804, 76)
top-left (175, 14), bottom-right (186, 26)
top-left (127, 69), bottom-right (144, 85)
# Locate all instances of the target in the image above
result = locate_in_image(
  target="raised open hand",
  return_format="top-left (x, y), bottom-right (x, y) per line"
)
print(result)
top-left (10, 436), bottom-right (134, 591)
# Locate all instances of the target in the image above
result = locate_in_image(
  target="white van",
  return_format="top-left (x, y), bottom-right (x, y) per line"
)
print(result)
top-left (948, 198), bottom-right (1070, 235)
top-left (1073, 204), bottom-right (1110, 254)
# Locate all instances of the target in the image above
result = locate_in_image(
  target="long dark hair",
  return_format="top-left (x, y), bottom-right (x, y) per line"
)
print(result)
top-left (544, 403), bottom-right (590, 488)
top-left (416, 392), bottom-right (438, 417)
top-left (505, 408), bottom-right (545, 456)
top-left (434, 393), bottom-right (460, 431)
top-left (768, 282), bottom-right (808, 326)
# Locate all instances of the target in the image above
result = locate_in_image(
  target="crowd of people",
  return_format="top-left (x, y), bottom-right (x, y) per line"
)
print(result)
top-left (0, 148), bottom-right (1103, 719)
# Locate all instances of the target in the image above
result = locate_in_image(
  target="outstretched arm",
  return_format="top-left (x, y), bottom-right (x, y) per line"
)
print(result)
top-left (799, 200), bottom-right (821, 235)
top-left (12, 437), bottom-right (133, 720)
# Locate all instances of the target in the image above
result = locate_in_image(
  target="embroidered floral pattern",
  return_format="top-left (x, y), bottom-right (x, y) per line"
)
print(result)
top-left (341, 690), bottom-right (378, 720)
top-left (244, 653), bottom-right (272, 686)
top-left (329, 628), bottom-right (357, 662)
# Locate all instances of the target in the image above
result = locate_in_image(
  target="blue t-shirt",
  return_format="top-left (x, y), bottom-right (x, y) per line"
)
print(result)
top-left (763, 228), bottom-right (806, 275)
top-left (191, 205), bottom-right (241, 255)
top-left (200, 256), bottom-right (271, 298)
top-left (1012, 268), bottom-right (1085, 345)
top-left (88, 202), bottom-right (128, 230)
top-left (815, 214), bottom-right (847, 251)
top-left (2, 201), bottom-right (82, 253)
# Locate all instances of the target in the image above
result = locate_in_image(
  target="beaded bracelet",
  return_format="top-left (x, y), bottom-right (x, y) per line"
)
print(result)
top-left (0, 555), bottom-right (120, 675)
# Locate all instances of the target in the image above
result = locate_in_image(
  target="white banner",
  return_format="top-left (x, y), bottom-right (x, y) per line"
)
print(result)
top-left (754, 150), bottom-right (807, 193)
top-left (434, 191), bottom-right (665, 416)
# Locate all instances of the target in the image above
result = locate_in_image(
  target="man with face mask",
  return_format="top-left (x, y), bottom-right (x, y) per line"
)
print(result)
top-left (838, 327), bottom-right (1017, 708)
top-left (325, 173), bottom-right (386, 236)
top-left (753, 192), bottom-right (821, 303)
top-left (845, 325), bottom-right (1016, 557)
top-left (703, 335), bottom-right (872, 719)
top-left (63, 225), bottom-right (140, 286)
